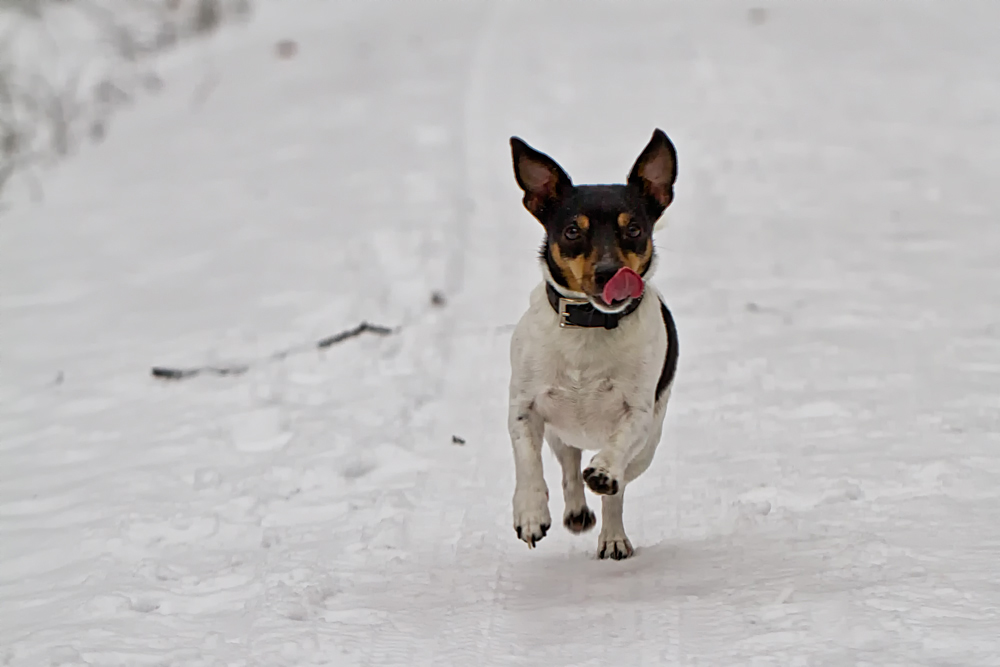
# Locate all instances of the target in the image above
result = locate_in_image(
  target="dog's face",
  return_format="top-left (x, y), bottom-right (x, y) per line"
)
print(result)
top-left (510, 130), bottom-right (677, 312)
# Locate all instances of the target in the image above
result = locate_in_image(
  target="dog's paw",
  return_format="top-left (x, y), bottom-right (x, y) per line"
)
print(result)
top-left (514, 511), bottom-right (551, 548)
top-left (582, 466), bottom-right (619, 496)
top-left (597, 534), bottom-right (634, 560)
top-left (563, 506), bottom-right (596, 534)
top-left (513, 490), bottom-right (551, 549)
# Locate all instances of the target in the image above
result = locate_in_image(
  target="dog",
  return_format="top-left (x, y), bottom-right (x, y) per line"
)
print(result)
top-left (507, 129), bottom-right (679, 560)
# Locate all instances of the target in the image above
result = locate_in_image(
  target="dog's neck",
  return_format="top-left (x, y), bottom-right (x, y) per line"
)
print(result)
top-left (544, 283), bottom-right (642, 329)
top-left (541, 258), bottom-right (655, 330)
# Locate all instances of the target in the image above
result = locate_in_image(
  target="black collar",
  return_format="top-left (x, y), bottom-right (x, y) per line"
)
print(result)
top-left (546, 283), bottom-right (643, 330)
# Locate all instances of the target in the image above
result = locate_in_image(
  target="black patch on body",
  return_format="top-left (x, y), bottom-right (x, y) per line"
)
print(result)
top-left (655, 299), bottom-right (679, 402)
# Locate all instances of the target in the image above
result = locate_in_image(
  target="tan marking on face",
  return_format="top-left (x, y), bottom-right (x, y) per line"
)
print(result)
top-left (575, 215), bottom-right (590, 231)
top-left (551, 243), bottom-right (599, 294)
top-left (617, 239), bottom-right (653, 275)
top-left (617, 212), bottom-right (631, 228)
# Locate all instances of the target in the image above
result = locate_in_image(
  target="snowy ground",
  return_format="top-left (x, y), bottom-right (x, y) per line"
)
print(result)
top-left (3, 1), bottom-right (1000, 665)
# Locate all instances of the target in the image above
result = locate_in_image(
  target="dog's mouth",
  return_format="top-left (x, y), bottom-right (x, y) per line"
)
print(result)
top-left (590, 294), bottom-right (634, 312)
top-left (591, 267), bottom-right (644, 312)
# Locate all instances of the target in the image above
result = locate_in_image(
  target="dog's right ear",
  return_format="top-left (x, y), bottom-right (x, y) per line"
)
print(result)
top-left (510, 137), bottom-right (573, 220)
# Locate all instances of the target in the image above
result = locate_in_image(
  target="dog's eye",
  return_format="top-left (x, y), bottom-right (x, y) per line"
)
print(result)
top-left (563, 224), bottom-right (581, 241)
top-left (626, 223), bottom-right (643, 239)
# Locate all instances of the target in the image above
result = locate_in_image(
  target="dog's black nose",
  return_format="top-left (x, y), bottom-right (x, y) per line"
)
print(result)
top-left (594, 265), bottom-right (621, 289)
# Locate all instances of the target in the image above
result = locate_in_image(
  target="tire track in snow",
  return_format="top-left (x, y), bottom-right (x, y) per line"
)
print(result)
top-left (423, 4), bottom-right (510, 664)
top-left (347, 1), bottom-right (692, 663)
top-left (339, 4), bottom-right (497, 666)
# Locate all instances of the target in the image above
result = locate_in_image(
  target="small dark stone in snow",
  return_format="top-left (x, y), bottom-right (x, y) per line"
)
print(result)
top-left (431, 291), bottom-right (447, 307)
top-left (143, 73), bottom-right (164, 93)
top-left (89, 122), bottom-right (106, 142)
top-left (276, 39), bottom-right (298, 59)
top-left (452, 435), bottom-right (465, 445)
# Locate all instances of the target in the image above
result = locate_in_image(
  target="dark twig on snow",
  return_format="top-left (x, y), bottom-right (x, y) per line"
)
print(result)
top-left (150, 364), bottom-right (249, 380)
top-left (316, 322), bottom-right (393, 348)
top-left (151, 320), bottom-right (396, 381)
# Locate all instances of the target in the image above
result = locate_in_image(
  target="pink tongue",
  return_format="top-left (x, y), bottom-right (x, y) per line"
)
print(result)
top-left (602, 267), bottom-right (644, 304)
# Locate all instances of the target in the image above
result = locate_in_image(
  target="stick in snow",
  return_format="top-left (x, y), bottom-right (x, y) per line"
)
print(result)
top-left (151, 321), bottom-right (395, 381)
top-left (315, 322), bottom-right (393, 348)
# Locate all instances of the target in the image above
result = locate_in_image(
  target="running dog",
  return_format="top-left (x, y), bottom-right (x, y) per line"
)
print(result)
top-left (507, 129), bottom-right (679, 560)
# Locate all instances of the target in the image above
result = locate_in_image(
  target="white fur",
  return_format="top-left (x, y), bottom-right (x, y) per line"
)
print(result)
top-left (508, 266), bottom-right (673, 559)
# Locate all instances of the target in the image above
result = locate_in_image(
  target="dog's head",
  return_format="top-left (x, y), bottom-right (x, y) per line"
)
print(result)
top-left (510, 129), bottom-right (677, 313)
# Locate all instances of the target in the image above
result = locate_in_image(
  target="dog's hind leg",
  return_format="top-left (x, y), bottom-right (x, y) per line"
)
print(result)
top-left (547, 433), bottom-right (596, 534)
top-left (598, 490), bottom-right (633, 560)
top-left (582, 402), bottom-right (653, 498)
top-left (594, 406), bottom-right (668, 560)
top-left (584, 393), bottom-right (670, 498)
top-left (622, 412), bottom-right (665, 483)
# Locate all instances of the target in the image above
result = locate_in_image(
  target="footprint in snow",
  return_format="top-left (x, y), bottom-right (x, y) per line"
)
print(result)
top-left (340, 457), bottom-right (377, 480)
top-left (229, 406), bottom-right (292, 452)
top-left (129, 597), bottom-right (160, 613)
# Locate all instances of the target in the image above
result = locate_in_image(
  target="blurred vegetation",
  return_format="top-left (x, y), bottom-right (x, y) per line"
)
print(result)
top-left (0, 0), bottom-right (251, 204)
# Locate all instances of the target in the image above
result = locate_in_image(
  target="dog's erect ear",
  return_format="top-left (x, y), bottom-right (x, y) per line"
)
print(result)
top-left (510, 137), bottom-right (573, 219)
top-left (627, 129), bottom-right (677, 220)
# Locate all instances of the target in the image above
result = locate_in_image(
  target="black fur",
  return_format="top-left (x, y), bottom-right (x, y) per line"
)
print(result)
top-left (655, 300), bottom-right (679, 402)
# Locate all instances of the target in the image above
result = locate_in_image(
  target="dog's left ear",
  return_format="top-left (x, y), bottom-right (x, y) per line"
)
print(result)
top-left (627, 129), bottom-right (677, 220)
top-left (511, 137), bottom-right (573, 220)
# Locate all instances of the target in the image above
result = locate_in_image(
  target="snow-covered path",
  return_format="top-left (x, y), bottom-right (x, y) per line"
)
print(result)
top-left (3, 2), bottom-right (1000, 665)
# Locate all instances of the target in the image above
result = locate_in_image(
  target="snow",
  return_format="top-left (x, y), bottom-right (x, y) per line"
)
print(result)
top-left (2, 1), bottom-right (1000, 665)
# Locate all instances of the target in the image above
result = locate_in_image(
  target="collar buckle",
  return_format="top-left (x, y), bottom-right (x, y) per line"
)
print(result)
top-left (558, 297), bottom-right (590, 328)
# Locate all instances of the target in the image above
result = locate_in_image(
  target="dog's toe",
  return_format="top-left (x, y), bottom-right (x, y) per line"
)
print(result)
top-left (515, 519), bottom-right (550, 548)
top-left (598, 536), bottom-right (634, 560)
top-left (513, 500), bottom-right (552, 549)
top-left (582, 467), bottom-right (619, 496)
top-left (563, 506), bottom-right (596, 534)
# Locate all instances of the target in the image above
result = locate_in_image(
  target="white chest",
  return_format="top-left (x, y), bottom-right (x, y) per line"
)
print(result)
top-left (509, 282), bottom-right (667, 450)
top-left (532, 365), bottom-right (632, 450)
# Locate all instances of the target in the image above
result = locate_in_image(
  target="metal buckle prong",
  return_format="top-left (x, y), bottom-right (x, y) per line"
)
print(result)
top-left (558, 297), bottom-right (589, 328)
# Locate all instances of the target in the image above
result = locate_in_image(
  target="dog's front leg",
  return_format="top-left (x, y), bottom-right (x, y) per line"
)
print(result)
top-left (582, 403), bottom-right (652, 497)
top-left (509, 397), bottom-right (551, 548)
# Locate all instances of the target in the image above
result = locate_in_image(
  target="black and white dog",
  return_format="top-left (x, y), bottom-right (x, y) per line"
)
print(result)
top-left (507, 130), bottom-right (679, 560)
